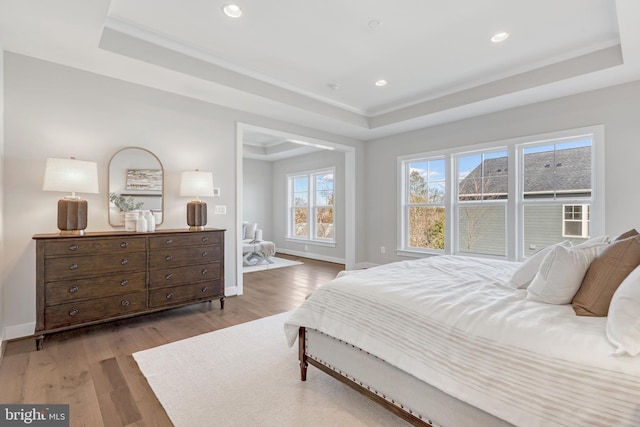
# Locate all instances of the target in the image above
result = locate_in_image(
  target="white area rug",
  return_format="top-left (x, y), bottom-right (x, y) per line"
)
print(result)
top-left (243, 256), bottom-right (302, 273)
top-left (133, 312), bottom-right (410, 427)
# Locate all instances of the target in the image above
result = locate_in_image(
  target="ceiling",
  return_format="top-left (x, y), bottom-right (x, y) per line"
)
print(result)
top-left (1, 0), bottom-right (639, 145)
top-left (242, 130), bottom-right (326, 161)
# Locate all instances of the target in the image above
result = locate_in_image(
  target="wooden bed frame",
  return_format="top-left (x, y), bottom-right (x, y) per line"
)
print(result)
top-left (297, 327), bottom-right (513, 427)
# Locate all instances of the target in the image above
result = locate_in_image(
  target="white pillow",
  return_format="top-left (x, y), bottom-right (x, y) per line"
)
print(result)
top-left (526, 243), bottom-right (606, 304)
top-left (571, 235), bottom-right (610, 248)
top-left (244, 222), bottom-right (257, 240)
top-left (508, 241), bottom-right (571, 289)
top-left (606, 265), bottom-right (640, 356)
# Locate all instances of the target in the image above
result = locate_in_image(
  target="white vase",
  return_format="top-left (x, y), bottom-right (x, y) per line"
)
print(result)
top-left (145, 211), bottom-right (156, 232)
top-left (136, 216), bottom-right (148, 232)
top-left (125, 211), bottom-right (139, 231)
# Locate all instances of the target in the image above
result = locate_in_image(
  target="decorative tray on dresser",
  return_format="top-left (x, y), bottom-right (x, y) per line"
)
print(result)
top-left (33, 228), bottom-right (225, 350)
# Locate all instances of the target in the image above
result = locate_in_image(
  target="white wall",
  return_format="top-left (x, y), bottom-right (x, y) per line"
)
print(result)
top-left (0, 49), bottom-right (5, 348)
top-left (2, 52), bottom-right (364, 338)
top-left (365, 79), bottom-right (640, 265)
top-left (243, 158), bottom-right (273, 240)
top-left (272, 149), bottom-right (345, 262)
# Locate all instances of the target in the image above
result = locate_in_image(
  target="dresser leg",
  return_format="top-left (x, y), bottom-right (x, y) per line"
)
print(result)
top-left (35, 335), bottom-right (44, 351)
top-left (220, 296), bottom-right (225, 310)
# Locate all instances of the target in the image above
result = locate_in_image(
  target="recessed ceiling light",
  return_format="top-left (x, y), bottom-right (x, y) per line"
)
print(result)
top-left (222, 4), bottom-right (242, 18)
top-left (375, 79), bottom-right (388, 87)
top-left (491, 32), bottom-right (509, 43)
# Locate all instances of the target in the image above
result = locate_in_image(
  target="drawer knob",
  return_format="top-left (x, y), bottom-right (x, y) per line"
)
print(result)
top-left (69, 308), bottom-right (79, 316)
top-left (201, 251), bottom-right (208, 257)
top-left (69, 263), bottom-right (79, 270)
top-left (120, 279), bottom-right (129, 287)
top-left (165, 239), bottom-right (173, 245)
top-left (121, 300), bottom-right (130, 307)
top-left (201, 237), bottom-right (209, 243)
top-left (69, 285), bottom-right (79, 293)
top-left (165, 255), bottom-right (173, 261)
top-left (69, 244), bottom-right (79, 251)
top-left (166, 292), bottom-right (174, 299)
top-left (165, 273), bottom-right (173, 280)
top-left (120, 258), bottom-right (128, 266)
top-left (120, 241), bottom-right (129, 248)
top-left (201, 268), bottom-right (208, 275)
top-left (201, 286), bottom-right (209, 293)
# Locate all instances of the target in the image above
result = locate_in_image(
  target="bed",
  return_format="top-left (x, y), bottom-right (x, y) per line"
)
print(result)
top-left (284, 248), bottom-right (640, 427)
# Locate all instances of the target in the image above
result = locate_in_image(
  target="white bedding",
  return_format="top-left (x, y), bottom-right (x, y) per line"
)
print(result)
top-left (284, 255), bottom-right (640, 427)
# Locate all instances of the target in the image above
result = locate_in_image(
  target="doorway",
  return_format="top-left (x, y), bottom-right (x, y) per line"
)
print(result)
top-left (235, 123), bottom-right (356, 295)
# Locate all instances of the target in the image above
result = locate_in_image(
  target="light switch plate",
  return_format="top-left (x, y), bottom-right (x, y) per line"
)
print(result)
top-left (214, 205), bottom-right (226, 215)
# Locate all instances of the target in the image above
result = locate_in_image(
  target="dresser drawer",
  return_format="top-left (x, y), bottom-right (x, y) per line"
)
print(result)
top-left (149, 232), bottom-right (222, 249)
top-left (45, 252), bottom-right (146, 281)
top-left (148, 280), bottom-right (223, 308)
top-left (148, 262), bottom-right (221, 288)
top-left (44, 292), bottom-right (146, 330)
top-left (45, 272), bottom-right (146, 305)
top-left (149, 244), bottom-right (222, 269)
top-left (44, 237), bottom-right (146, 256)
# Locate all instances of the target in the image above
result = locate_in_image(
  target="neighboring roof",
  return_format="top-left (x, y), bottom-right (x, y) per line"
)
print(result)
top-left (459, 146), bottom-right (591, 198)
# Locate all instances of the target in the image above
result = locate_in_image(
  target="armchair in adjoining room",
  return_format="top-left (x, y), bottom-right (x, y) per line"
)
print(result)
top-left (242, 222), bottom-right (276, 266)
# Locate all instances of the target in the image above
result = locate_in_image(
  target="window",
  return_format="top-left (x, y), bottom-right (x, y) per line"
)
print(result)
top-left (562, 204), bottom-right (590, 238)
top-left (403, 158), bottom-right (445, 250)
top-left (521, 139), bottom-right (593, 256)
top-left (287, 169), bottom-right (335, 244)
top-left (399, 126), bottom-right (603, 260)
top-left (456, 150), bottom-right (508, 256)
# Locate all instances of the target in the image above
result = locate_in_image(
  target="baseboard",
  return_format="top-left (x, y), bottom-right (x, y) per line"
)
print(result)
top-left (354, 262), bottom-right (378, 270)
top-left (0, 337), bottom-right (6, 369)
top-left (225, 285), bottom-right (239, 297)
top-left (4, 322), bottom-right (35, 340)
top-left (276, 249), bottom-right (345, 265)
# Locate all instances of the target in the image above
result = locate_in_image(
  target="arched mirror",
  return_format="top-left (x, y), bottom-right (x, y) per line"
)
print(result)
top-left (108, 147), bottom-right (164, 226)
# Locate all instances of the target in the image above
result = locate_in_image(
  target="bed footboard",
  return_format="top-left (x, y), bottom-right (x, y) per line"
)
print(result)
top-left (298, 326), bottom-right (308, 381)
top-left (298, 326), bottom-right (432, 427)
top-left (298, 327), bottom-right (514, 427)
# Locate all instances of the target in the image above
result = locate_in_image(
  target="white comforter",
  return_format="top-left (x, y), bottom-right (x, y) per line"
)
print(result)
top-left (284, 255), bottom-right (640, 427)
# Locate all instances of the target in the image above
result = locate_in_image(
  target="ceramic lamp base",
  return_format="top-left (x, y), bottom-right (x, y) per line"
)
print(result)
top-left (186, 200), bottom-right (207, 230)
top-left (57, 198), bottom-right (88, 235)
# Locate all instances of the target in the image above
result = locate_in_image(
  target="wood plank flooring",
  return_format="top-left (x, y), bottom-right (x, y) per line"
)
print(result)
top-left (0, 254), bottom-right (343, 427)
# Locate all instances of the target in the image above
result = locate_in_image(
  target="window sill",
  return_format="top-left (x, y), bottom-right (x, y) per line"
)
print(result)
top-left (396, 249), bottom-right (442, 258)
top-left (286, 238), bottom-right (336, 248)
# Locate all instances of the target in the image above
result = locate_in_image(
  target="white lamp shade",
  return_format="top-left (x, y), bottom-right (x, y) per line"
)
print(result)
top-left (180, 171), bottom-right (215, 198)
top-left (42, 158), bottom-right (99, 194)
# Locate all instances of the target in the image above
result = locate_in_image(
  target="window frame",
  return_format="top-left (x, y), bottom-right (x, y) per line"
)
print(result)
top-left (286, 167), bottom-right (336, 246)
top-left (454, 147), bottom-right (509, 257)
top-left (401, 157), bottom-right (447, 252)
top-left (398, 125), bottom-right (604, 260)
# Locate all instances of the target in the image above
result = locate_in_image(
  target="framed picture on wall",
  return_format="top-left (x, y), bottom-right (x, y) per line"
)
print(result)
top-left (125, 169), bottom-right (163, 191)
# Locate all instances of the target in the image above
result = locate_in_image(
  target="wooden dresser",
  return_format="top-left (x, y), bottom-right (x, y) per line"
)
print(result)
top-left (33, 228), bottom-right (225, 349)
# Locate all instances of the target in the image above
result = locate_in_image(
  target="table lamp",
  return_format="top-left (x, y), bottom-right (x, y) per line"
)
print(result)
top-left (179, 170), bottom-right (214, 231)
top-left (42, 157), bottom-right (99, 235)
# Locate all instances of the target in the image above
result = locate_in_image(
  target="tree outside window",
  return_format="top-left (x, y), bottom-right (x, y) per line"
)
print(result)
top-left (405, 159), bottom-right (445, 250)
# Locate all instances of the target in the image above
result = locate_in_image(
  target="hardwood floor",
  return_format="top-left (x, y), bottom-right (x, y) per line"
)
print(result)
top-left (0, 254), bottom-right (344, 427)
